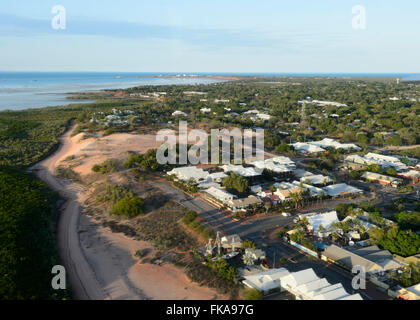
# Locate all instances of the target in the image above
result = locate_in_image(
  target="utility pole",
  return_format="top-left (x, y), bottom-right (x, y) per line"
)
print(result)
top-left (273, 250), bottom-right (276, 269)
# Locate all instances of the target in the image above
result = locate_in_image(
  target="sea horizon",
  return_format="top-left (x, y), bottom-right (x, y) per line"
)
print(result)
top-left (1, 71), bottom-right (419, 111)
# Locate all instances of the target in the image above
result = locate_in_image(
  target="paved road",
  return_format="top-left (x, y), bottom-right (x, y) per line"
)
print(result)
top-left (153, 180), bottom-right (391, 300)
top-left (151, 180), bottom-right (294, 237)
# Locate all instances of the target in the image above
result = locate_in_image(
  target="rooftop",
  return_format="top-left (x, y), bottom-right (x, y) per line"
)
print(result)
top-left (322, 183), bottom-right (363, 197)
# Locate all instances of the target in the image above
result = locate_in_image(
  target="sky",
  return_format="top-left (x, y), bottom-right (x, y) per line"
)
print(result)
top-left (0, 0), bottom-right (419, 73)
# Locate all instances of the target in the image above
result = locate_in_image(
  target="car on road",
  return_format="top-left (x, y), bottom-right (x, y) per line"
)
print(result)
top-left (282, 212), bottom-right (291, 217)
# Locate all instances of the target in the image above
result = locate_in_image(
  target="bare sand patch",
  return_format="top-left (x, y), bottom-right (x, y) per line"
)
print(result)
top-left (59, 133), bottom-right (162, 176)
top-left (129, 264), bottom-right (225, 300)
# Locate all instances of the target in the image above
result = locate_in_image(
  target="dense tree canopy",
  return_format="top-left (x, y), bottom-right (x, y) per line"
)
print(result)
top-left (0, 168), bottom-right (68, 299)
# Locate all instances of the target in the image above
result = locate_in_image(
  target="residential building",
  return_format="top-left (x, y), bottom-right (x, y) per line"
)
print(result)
top-left (205, 187), bottom-right (236, 203)
top-left (309, 138), bottom-right (361, 151)
top-left (207, 172), bottom-right (228, 183)
top-left (167, 166), bottom-right (209, 183)
top-left (172, 110), bottom-right (188, 117)
top-left (227, 195), bottom-right (262, 211)
top-left (200, 108), bottom-right (212, 114)
top-left (322, 245), bottom-right (403, 274)
top-left (397, 170), bottom-right (420, 183)
top-left (280, 268), bottom-right (362, 300)
top-left (290, 142), bottom-right (326, 154)
top-left (322, 183), bottom-right (363, 198)
top-left (221, 165), bottom-right (262, 178)
top-left (306, 211), bottom-right (339, 232)
top-left (362, 172), bottom-right (403, 187)
top-left (242, 268), bottom-right (291, 295)
top-left (398, 284), bottom-right (420, 300)
top-left (345, 153), bottom-right (408, 171)
top-left (300, 174), bottom-right (332, 186)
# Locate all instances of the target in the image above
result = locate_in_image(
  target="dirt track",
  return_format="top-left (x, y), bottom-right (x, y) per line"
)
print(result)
top-left (30, 124), bottom-right (224, 300)
top-left (31, 124), bottom-right (106, 300)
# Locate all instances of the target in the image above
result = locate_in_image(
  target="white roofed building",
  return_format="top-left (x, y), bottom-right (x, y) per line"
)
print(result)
top-left (221, 165), bottom-right (262, 178)
top-left (345, 153), bottom-right (408, 171)
top-left (300, 174), bottom-right (332, 186)
top-left (242, 268), bottom-right (290, 294)
top-left (167, 166), bottom-right (209, 183)
top-left (205, 187), bottom-right (236, 204)
top-left (172, 110), bottom-right (188, 117)
top-left (291, 142), bottom-right (326, 154)
top-left (322, 183), bottom-right (363, 198)
top-left (306, 211), bottom-right (339, 232)
top-left (309, 138), bottom-right (361, 151)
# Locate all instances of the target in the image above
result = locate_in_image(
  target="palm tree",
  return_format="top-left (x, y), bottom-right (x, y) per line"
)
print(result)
top-left (264, 201), bottom-right (272, 215)
top-left (290, 192), bottom-right (303, 210)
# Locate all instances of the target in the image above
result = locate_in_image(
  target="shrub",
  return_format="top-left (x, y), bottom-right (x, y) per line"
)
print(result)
top-left (183, 211), bottom-right (198, 225)
top-left (111, 196), bottom-right (144, 217)
top-left (92, 159), bottom-right (118, 174)
top-left (245, 288), bottom-right (262, 300)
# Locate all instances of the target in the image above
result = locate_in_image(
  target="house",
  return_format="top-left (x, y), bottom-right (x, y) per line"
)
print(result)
top-left (184, 91), bottom-right (207, 96)
top-left (269, 194), bottom-right (280, 204)
top-left (342, 216), bottom-right (376, 232)
top-left (207, 172), bottom-right (228, 183)
top-left (250, 185), bottom-right (263, 194)
top-left (251, 160), bottom-right (293, 177)
top-left (172, 110), bottom-right (188, 117)
top-left (221, 165), bottom-right (262, 179)
top-left (398, 283), bottom-right (420, 300)
top-left (322, 183), bottom-right (363, 198)
top-left (197, 181), bottom-right (221, 190)
top-left (306, 211), bottom-right (339, 232)
top-left (290, 142), bottom-right (326, 154)
top-left (200, 108), bottom-right (212, 114)
top-left (322, 245), bottom-right (403, 274)
top-left (300, 174), bottom-right (332, 186)
top-left (309, 138), bottom-right (361, 151)
top-left (345, 153), bottom-right (408, 171)
top-left (274, 187), bottom-right (303, 201)
top-left (227, 196), bottom-right (262, 211)
top-left (280, 268), bottom-right (362, 300)
top-left (311, 100), bottom-right (348, 107)
top-left (293, 169), bottom-right (315, 179)
top-left (205, 187), bottom-right (236, 204)
top-left (366, 153), bottom-right (408, 171)
top-left (397, 170), bottom-right (420, 183)
top-left (167, 166), bottom-right (209, 183)
top-left (242, 268), bottom-right (290, 295)
top-left (362, 172), bottom-right (403, 187)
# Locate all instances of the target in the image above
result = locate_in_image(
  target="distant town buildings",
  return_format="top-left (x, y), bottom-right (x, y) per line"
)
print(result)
top-left (345, 153), bottom-right (408, 171)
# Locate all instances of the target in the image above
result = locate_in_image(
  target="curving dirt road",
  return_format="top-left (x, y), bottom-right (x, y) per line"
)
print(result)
top-left (31, 124), bottom-right (106, 300)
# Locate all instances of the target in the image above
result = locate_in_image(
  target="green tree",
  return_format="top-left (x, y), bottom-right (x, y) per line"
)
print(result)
top-left (111, 196), bottom-right (144, 217)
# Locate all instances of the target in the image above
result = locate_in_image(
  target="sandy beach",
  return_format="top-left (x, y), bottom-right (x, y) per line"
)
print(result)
top-left (31, 124), bottom-right (224, 300)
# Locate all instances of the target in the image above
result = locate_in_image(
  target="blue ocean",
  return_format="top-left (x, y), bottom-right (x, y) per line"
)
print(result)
top-left (0, 72), bottom-right (224, 111)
